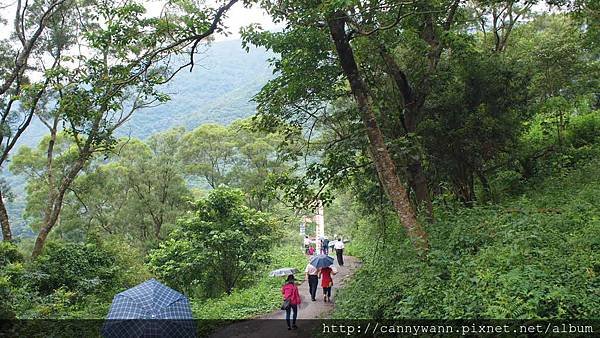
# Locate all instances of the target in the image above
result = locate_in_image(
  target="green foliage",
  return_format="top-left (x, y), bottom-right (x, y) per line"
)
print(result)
top-left (62, 130), bottom-right (192, 243)
top-left (192, 244), bottom-right (306, 318)
top-left (9, 133), bottom-right (83, 230)
top-left (0, 274), bottom-right (16, 319)
top-left (180, 123), bottom-right (236, 188)
top-left (23, 241), bottom-right (119, 297)
top-left (0, 236), bottom-right (151, 319)
top-left (1, 0), bottom-right (598, 324)
top-left (567, 111), bottom-right (600, 147)
top-left (0, 242), bottom-right (23, 319)
top-left (0, 241), bottom-right (23, 267)
top-left (490, 169), bottom-right (524, 197)
top-left (178, 118), bottom-right (290, 210)
top-left (514, 110), bottom-right (600, 183)
top-left (190, 244), bottom-right (306, 335)
top-left (148, 187), bottom-right (281, 297)
top-left (421, 51), bottom-right (527, 203)
top-left (334, 158), bottom-right (600, 319)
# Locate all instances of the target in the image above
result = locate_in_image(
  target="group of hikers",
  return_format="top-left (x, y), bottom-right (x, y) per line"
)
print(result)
top-left (303, 236), bottom-right (345, 265)
top-left (281, 236), bottom-right (345, 330)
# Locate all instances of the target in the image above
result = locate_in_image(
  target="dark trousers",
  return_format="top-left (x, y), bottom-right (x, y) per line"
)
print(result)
top-left (336, 249), bottom-right (344, 266)
top-left (323, 287), bottom-right (331, 298)
top-left (285, 304), bottom-right (298, 327)
top-left (308, 275), bottom-right (318, 300)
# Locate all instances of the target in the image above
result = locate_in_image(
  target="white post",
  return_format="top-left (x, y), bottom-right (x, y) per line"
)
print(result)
top-left (314, 200), bottom-right (325, 254)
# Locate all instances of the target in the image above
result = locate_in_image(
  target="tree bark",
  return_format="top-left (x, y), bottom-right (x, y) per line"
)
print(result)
top-left (32, 157), bottom-right (86, 258)
top-left (454, 165), bottom-right (475, 206)
top-left (379, 47), bottom-right (433, 220)
top-left (0, 190), bottom-right (12, 241)
top-left (476, 170), bottom-right (493, 202)
top-left (327, 12), bottom-right (428, 251)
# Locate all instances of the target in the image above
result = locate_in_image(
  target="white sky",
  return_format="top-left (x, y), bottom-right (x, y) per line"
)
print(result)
top-left (142, 1), bottom-right (278, 41)
top-left (0, 0), bottom-right (279, 41)
top-left (218, 4), bottom-right (278, 41)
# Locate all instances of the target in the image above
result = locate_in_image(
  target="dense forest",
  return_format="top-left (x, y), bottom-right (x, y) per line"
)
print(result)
top-left (0, 0), bottom-right (598, 333)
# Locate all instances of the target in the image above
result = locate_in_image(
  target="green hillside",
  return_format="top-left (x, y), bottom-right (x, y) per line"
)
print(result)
top-left (121, 39), bottom-right (273, 139)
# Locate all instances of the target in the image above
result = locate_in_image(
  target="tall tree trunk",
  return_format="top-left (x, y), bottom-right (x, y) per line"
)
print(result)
top-left (32, 157), bottom-right (86, 258)
top-left (406, 160), bottom-right (433, 217)
top-left (379, 47), bottom-right (433, 220)
top-left (454, 166), bottom-right (475, 206)
top-left (404, 105), bottom-right (433, 220)
top-left (476, 170), bottom-right (493, 202)
top-left (0, 190), bottom-right (12, 241)
top-left (327, 12), bottom-right (428, 251)
top-left (558, 110), bottom-right (564, 147)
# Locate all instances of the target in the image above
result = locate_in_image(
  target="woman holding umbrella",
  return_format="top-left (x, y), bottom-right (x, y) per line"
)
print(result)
top-left (319, 265), bottom-right (337, 302)
top-left (281, 274), bottom-right (301, 330)
top-left (309, 254), bottom-right (336, 302)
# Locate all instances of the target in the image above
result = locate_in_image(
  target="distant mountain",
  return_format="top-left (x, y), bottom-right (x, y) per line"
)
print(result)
top-left (16, 39), bottom-right (273, 147)
top-left (3, 39), bottom-right (274, 238)
top-left (121, 39), bottom-right (274, 139)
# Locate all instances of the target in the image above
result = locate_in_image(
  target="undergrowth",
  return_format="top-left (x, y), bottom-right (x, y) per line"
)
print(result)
top-left (334, 157), bottom-right (600, 319)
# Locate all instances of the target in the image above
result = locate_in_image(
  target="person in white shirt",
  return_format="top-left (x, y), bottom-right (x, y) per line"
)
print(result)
top-left (334, 238), bottom-right (345, 266)
top-left (304, 262), bottom-right (319, 301)
top-left (303, 236), bottom-right (310, 254)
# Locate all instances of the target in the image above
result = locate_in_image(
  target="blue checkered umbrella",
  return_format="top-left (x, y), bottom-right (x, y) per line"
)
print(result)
top-left (102, 279), bottom-right (195, 338)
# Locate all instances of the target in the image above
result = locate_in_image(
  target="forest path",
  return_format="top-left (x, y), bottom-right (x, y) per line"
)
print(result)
top-left (209, 255), bottom-right (361, 338)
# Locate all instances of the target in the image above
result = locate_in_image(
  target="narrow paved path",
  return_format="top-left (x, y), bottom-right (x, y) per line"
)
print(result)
top-left (209, 255), bottom-right (360, 338)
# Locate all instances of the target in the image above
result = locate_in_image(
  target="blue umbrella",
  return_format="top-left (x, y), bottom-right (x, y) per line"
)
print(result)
top-left (310, 254), bottom-right (335, 268)
top-left (102, 279), bottom-right (195, 338)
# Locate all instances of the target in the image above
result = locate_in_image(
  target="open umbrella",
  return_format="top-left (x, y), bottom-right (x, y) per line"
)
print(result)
top-left (310, 254), bottom-right (334, 268)
top-left (102, 279), bottom-right (195, 338)
top-left (269, 268), bottom-right (299, 277)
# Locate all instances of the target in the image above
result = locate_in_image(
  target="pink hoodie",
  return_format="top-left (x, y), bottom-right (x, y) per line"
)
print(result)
top-left (281, 282), bottom-right (302, 305)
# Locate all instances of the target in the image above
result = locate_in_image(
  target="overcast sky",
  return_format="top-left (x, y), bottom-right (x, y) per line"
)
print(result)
top-left (200, 2), bottom-right (278, 41)
top-left (0, 0), bottom-right (279, 41)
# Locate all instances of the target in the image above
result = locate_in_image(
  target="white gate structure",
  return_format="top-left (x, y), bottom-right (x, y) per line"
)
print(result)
top-left (300, 200), bottom-right (325, 253)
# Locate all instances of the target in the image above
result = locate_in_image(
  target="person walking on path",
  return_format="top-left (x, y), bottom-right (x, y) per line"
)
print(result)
top-left (322, 238), bottom-right (330, 255)
top-left (334, 238), bottom-right (345, 266)
top-left (319, 266), bottom-right (337, 302)
top-left (304, 261), bottom-right (319, 301)
top-left (281, 275), bottom-right (301, 330)
top-left (303, 236), bottom-right (310, 254)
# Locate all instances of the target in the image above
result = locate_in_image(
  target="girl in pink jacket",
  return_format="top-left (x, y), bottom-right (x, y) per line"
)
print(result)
top-left (281, 274), bottom-right (301, 330)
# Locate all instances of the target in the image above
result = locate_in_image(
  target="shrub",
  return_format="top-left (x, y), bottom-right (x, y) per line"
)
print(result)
top-left (0, 275), bottom-right (16, 319)
top-left (0, 241), bottom-right (23, 267)
top-left (567, 111), bottom-right (600, 147)
top-left (25, 241), bottom-right (119, 297)
top-left (491, 169), bottom-right (524, 196)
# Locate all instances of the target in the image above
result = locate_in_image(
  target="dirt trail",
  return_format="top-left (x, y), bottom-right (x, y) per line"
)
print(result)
top-left (209, 255), bottom-right (360, 338)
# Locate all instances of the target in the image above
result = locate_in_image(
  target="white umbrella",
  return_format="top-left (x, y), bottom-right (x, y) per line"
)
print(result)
top-left (269, 268), bottom-right (299, 277)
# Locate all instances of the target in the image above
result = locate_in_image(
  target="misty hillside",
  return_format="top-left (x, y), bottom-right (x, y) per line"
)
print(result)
top-left (122, 40), bottom-right (273, 139)
top-left (17, 39), bottom-right (273, 147)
